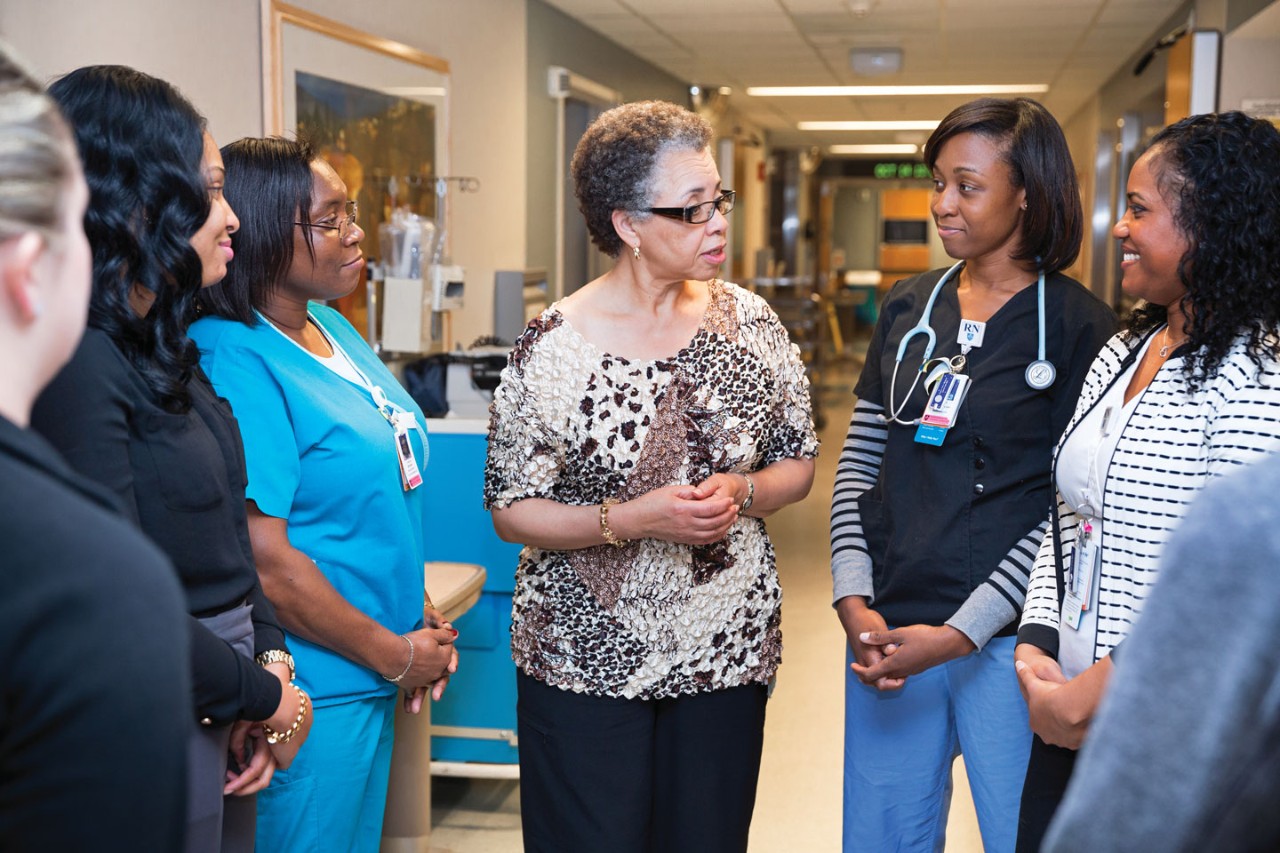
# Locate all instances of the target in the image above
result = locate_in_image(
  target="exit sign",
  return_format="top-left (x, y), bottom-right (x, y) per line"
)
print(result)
top-left (874, 162), bottom-right (931, 180)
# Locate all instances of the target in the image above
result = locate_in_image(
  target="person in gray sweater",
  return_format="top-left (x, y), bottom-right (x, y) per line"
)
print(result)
top-left (1043, 449), bottom-right (1280, 852)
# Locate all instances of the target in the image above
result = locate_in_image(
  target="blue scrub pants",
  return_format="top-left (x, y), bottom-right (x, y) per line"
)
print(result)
top-left (842, 635), bottom-right (1029, 853)
top-left (255, 693), bottom-right (397, 853)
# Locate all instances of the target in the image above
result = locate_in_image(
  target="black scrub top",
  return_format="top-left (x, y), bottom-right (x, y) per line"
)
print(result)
top-left (855, 267), bottom-right (1115, 631)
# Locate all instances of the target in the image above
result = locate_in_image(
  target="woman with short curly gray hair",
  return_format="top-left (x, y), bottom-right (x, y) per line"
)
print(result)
top-left (486, 99), bottom-right (818, 852)
top-left (571, 99), bottom-right (712, 258)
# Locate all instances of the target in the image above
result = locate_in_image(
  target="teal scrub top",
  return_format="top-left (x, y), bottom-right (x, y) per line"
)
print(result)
top-left (191, 304), bottom-right (429, 706)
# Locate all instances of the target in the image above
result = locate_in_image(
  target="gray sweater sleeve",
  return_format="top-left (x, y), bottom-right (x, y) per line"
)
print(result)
top-left (829, 399), bottom-right (885, 604)
top-left (1044, 454), bottom-right (1280, 852)
top-left (946, 518), bottom-right (1046, 649)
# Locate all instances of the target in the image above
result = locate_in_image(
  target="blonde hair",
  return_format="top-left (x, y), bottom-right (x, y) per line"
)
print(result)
top-left (0, 41), bottom-right (72, 242)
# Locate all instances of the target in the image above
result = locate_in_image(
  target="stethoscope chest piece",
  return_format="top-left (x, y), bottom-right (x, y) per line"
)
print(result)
top-left (1025, 359), bottom-right (1056, 390)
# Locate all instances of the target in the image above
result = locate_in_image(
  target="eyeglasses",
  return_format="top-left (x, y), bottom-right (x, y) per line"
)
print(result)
top-left (647, 190), bottom-right (735, 224)
top-left (295, 200), bottom-right (359, 237)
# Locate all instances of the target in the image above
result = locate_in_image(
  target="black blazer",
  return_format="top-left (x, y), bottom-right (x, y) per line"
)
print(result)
top-left (0, 414), bottom-right (190, 849)
top-left (32, 328), bottom-right (286, 724)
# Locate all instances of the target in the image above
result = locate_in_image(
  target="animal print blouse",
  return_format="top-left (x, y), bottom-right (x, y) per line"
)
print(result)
top-left (484, 280), bottom-right (818, 699)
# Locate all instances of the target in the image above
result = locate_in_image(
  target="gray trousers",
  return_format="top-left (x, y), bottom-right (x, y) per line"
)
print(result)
top-left (186, 603), bottom-right (257, 853)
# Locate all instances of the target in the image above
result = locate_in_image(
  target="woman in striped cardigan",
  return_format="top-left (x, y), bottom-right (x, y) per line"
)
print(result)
top-left (1014, 111), bottom-right (1280, 850)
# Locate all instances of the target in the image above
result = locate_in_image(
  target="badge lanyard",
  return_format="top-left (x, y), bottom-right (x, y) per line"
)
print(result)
top-left (261, 310), bottom-right (426, 490)
top-left (1064, 403), bottom-right (1117, 630)
top-left (885, 263), bottom-right (1055, 438)
top-left (335, 347), bottom-right (426, 492)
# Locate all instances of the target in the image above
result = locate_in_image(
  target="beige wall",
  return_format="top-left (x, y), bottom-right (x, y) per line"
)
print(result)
top-left (1221, 33), bottom-right (1280, 110)
top-left (1059, 99), bottom-right (1101, 288)
top-left (1, 0), bottom-right (528, 350)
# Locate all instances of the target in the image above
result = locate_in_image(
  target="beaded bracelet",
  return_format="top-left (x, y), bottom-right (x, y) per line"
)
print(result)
top-left (383, 634), bottom-right (415, 683)
top-left (600, 498), bottom-right (628, 548)
top-left (264, 684), bottom-right (309, 745)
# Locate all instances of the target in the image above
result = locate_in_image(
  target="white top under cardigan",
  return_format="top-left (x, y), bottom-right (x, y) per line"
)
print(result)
top-left (1054, 339), bottom-right (1145, 679)
top-left (1019, 329), bottom-right (1280, 665)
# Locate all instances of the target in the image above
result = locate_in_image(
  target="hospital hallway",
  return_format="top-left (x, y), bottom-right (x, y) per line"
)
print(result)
top-left (426, 333), bottom-right (987, 852)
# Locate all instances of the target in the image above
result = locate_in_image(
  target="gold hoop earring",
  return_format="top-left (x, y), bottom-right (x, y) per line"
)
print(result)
top-left (633, 245), bottom-right (641, 260)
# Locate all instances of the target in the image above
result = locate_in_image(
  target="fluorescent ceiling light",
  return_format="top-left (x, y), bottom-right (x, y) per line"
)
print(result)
top-left (799, 120), bottom-right (940, 131)
top-left (828, 144), bottom-right (919, 155)
top-left (747, 84), bottom-right (1048, 97)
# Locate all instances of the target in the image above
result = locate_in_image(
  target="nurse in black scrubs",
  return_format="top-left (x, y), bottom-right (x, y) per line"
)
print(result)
top-left (828, 97), bottom-right (1116, 852)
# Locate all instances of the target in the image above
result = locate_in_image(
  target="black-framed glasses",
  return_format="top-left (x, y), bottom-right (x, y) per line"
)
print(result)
top-left (647, 190), bottom-right (735, 224)
top-left (295, 200), bottom-right (358, 237)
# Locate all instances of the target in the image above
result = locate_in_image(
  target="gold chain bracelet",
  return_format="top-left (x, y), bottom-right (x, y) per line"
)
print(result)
top-left (600, 498), bottom-right (628, 548)
top-left (264, 683), bottom-right (309, 745)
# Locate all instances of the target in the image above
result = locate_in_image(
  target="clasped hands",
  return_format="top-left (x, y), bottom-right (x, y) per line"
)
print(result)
top-left (400, 605), bottom-right (460, 715)
top-left (618, 473), bottom-right (749, 546)
top-left (224, 660), bottom-right (311, 796)
top-left (837, 596), bottom-right (975, 691)
top-left (1014, 644), bottom-right (1110, 750)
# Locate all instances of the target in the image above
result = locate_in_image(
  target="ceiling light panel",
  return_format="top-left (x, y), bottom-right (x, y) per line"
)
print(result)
top-left (828, 144), bottom-right (920, 154)
top-left (747, 84), bottom-right (1049, 96)
top-left (799, 120), bottom-right (941, 130)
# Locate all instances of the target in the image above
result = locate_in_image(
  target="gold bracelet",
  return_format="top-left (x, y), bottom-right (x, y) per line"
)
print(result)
top-left (600, 498), bottom-right (628, 548)
top-left (263, 683), bottom-right (309, 745)
top-left (255, 649), bottom-right (296, 682)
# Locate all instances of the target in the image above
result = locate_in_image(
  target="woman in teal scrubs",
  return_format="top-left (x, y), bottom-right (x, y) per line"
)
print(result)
top-left (191, 137), bottom-right (458, 853)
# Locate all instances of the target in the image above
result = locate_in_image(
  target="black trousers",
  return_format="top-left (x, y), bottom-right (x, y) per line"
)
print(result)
top-left (516, 671), bottom-right (769, 853)
top-left (1015, 735), bottom-right (1077, 853)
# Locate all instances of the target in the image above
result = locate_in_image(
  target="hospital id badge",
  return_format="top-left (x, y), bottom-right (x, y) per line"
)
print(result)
top-left (921, 372), bottom-right (970, 427)
top-left (393, 413), bottom-right (423, 491)
top-left (915, 372), bottom-right (971, 447)
top-left (1072, 522), bottom-right (1098, 608)
top-left (1063, 591), bottom-right (1084, 630)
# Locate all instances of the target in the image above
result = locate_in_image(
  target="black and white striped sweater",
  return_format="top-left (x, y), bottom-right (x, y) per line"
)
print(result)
top-left (1018, 330), bottom-right (1280, 660)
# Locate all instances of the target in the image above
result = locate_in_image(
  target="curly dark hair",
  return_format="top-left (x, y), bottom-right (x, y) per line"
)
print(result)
top-left (924, 97), bottom-right (1083, 273)
top-left (198, 137), bottom-right (317, 325)
top-left (48, 65), bottom-right (210, 413)
top-left (570, 100), bottom-right (712, 258)
top-left (1125, 111), bottom-right (1280, 388)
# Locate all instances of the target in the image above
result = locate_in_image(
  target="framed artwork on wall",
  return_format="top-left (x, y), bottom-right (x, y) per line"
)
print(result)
top-left (260, 0), bottom-right (450, 333)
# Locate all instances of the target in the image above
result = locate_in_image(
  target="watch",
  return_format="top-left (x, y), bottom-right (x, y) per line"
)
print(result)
top-left (738, 473), bottom-right (755, 516)
top-left (256, 649), bottom-right (296, 682)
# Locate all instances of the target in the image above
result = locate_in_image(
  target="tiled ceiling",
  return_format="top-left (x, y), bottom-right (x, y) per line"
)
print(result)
top-left (540, 0), bottom-right (1191, 148)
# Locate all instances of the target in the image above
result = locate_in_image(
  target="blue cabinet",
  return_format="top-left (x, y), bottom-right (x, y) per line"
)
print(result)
top-left (422, 420), bottom-right (522, 765)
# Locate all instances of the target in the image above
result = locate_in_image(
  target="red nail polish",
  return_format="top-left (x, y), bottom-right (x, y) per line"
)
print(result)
top-left (450, 628), bottom-right (459, 636)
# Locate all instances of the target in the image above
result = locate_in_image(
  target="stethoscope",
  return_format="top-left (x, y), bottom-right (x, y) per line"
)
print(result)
top-left (884, 261), bottom-right (1056, 426)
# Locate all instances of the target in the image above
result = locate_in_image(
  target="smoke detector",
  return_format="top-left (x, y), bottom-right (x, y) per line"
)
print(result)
top-left (849, 47), bottom-right (902, 76)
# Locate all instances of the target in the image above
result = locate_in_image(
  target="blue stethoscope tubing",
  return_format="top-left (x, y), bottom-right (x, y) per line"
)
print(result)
top-left (885, 261), bottom-right (1055, 426)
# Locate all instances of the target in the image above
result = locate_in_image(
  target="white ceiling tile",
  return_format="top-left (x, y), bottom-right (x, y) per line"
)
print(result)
top-left (542, 0), bottom-right (1191, 146)
top-left (632, 0), bottom-right (783, 13)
